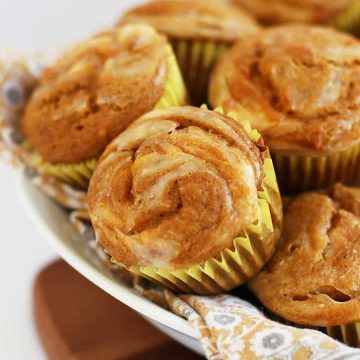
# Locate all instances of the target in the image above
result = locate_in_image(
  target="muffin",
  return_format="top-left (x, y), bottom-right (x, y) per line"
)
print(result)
top-left (119, 0), bottom-right (260, 105)
top-left (234, 0), bottom-right (356, 27)
top-left (88, 106), bottom-right (282, 295)
top-left (249, 183), bottom-right (360, 347)
top-left (22, 24), bottom-right (187, 188)
top-left (210, 25), bottom-right (360, 193)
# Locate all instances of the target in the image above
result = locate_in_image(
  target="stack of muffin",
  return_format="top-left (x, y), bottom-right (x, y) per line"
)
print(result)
top-left (20, 0), bottom-right (360, 347)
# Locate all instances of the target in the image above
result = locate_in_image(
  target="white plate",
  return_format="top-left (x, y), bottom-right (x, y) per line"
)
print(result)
top-left (16, 172), bottom-right (204, 356)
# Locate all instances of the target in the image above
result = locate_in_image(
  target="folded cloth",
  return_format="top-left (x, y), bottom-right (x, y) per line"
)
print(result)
top-left (166, 292), bottom-right (360, 360)
top-left (2, 48), bottom-right (360, 360)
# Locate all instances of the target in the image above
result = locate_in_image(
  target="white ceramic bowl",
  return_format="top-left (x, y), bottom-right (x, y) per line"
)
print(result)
top-left (16, 172), bottom-right (204, 356)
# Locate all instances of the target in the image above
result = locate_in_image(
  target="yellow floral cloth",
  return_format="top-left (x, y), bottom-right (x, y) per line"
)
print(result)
top-left (2, 50), bottom-right (360, 360)
top-left (166, 293), bottom-right (360, 360)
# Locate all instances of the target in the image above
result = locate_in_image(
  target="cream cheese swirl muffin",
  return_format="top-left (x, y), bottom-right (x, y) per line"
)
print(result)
top-left (250, 184), bottom-right (360, 346)
top-left (119, 0), bottom-right (259, 105)
top-left (121, 0), bottom-right (258, 42)
top-left (210, 25), bottom-right (360, 192)
top-left (88, 106), bottom-right (282, 294)
top-left (22, 24), bottom-right (187, 187)
top-left (235, 0), bottom-right (354, 25)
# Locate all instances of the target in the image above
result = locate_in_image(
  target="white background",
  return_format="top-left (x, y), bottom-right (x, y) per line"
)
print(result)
top-left (0, 0), bottom-right (143, 358)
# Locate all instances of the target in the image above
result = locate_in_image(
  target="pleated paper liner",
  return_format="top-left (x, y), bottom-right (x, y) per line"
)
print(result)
top-left (334, 0), bottom-right (360, 36)
top-left (113, 108), bottom-right (281, 295)
top-left (272, 143), bottom-right (360, 194)
top-left (32, 156), bottom-right (98, 189)
top-left (171, 39), bottom-right (228, 106)
top-left (28, 44), bottom-right (188, 189)
top-left (326, 323), bottom-right (360, 348)
top-left (154, 44), bottom-right (188, 109)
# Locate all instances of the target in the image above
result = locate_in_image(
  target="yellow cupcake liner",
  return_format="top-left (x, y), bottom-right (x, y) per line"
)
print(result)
top-left (28, 45), bottom-right (187, 189)
top-left (32, 154), bottom-right (98, 189)
top-left (326, 323), bottom-right (360, 348)
top-left (334, 0), bottom-right (360, 36)
top-left (114, 107), bottom-right (281, 295)
top-left (155, 44), bottom-right (188, 109)
top-left (272, 143), bottom-right (360, 194)
top-left (170, 38), bottom-right (228, 106)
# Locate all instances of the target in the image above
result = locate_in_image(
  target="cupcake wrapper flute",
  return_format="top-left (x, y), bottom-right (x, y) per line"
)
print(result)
top-left (32, 156), bottom-right (98, 189)
top-left (116, 108), bottom-right (281, 295)
top-left (334, 0), bottom-right (360, 36)
top-left (326, 323), bottom-right (360, 348)
top-left (171, 39), bottom-right (228, 106)
top-left (273, 143), bottom-right (360, 193)
top-left (154, 45), bottom-right (188, 109)
top-left (30, 45), bottom-right (187, 189)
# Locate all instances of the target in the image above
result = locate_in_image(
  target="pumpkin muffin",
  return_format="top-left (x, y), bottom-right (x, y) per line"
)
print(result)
top-left (88, 106), bottom-right (282, 295)
top-left (209, 25), bottom-right (360, 193)
top-left (119, 0), bottom-right (260, 105)
top-left (235, 0), bottom-right (359, 30)
top-left (249, 183), bottom-right (360, 347)
top-left (22, 24), bottom-right (187, 188)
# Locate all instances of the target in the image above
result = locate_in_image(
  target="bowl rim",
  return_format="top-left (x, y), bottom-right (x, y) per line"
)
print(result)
top-left (16, 171), bottom-right (196, 339)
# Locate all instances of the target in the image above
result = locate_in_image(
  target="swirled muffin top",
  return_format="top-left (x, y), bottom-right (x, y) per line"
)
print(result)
top-left (250, 184), bottom-right (360, 327)
top-left (119, 0), bottom-right (259, 42)
top-left (210, 25), bottom-right (360, 156)
top-left (22, 24), bottom-right (170, 164)
top-left (88, 106), bottom-right (267, 269)
top-left (235, 0), bottom-right (353, 25)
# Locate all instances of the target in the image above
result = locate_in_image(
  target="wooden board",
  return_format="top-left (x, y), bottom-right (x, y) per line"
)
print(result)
top-left (33, 259), bottom-right (203, 359)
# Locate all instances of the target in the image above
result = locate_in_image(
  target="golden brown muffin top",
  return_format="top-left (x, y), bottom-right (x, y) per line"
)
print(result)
top-left (119, 0), bottom-right (259, 42)
top-left (88, 106), bottom-right (267, 269)
top-left (235, 0), bottom-right (353, 25)
top-left (210, 25), bottom-right (360, 155)
top-left (249, 184), bottom-right (360, 327)
top-left (22, 24), bottom-right (169, 164)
